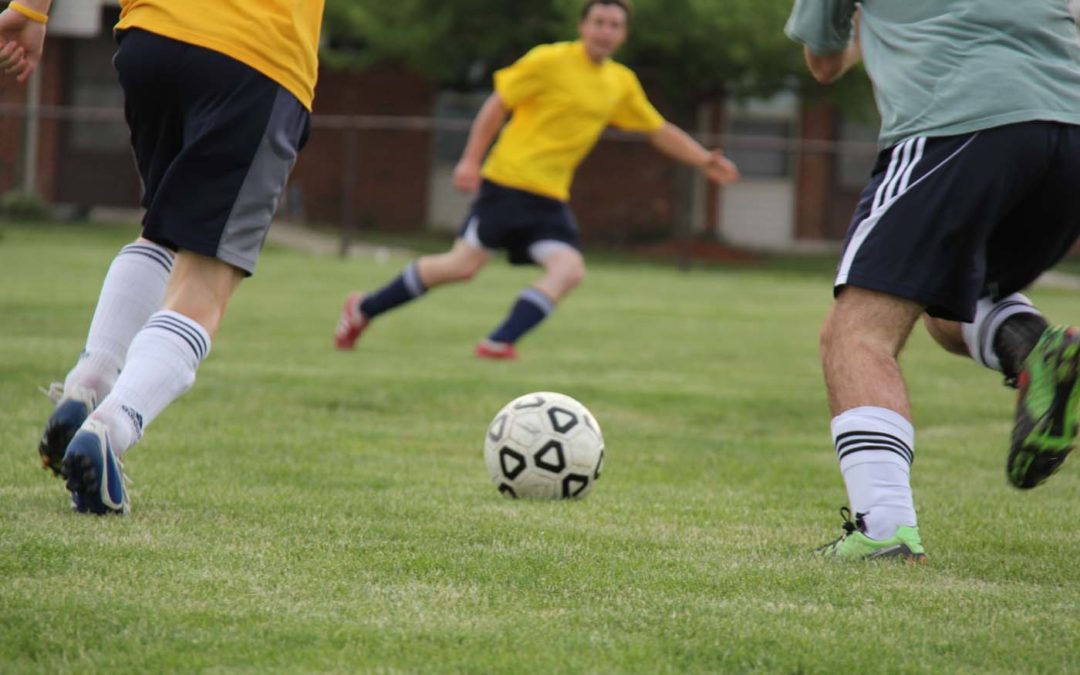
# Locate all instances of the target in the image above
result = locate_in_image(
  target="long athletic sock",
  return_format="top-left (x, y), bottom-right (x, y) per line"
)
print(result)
top-left (88, 310), bottom-right (210, 455)
top-left (359, 261), bottom-right (426, 319)
top-left (961, 293), bottom-right (1045, 379)
top-left (488, 288), bottom-right (554, 344)
top-left (831, 406), bottom-right (917, 541)
top-left (63, 241), bottom-right (174, 403)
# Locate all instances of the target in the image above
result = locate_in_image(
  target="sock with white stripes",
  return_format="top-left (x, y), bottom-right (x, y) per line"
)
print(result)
top-left (832, 406), bottom-right (917, 541)
top-left (359, 261), bottom-right (427, 319)
top-left (488, 288), bottom-right (554, 344)
top-left (88, 310), bottom-right (210, 455)
top-left (961, 293), bottom-right (1047, 380)
top-left (63, 240), bottom-right (174, 403)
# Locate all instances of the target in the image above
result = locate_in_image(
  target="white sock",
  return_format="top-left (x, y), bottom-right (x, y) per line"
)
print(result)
top-left (831, 406), bottom-right (916, 541)
top-left (960, 293), bottom-right (1041, 372)
top-left (89, 310), bottom-right (210, 455)
top-left (63, 240), bottom-right (174, 403)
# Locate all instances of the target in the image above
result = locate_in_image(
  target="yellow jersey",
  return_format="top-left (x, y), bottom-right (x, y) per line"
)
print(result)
top-left (482, 41), bottom-right (665, 202)
top-left (116, 0), bottom-right (324, 110)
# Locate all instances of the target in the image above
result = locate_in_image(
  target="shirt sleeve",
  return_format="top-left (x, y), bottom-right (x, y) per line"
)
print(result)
top-left (785, 0), bottom-right (857, 55)
top-left (492, 45), bottom-right (552, 108)
top-left (608, 69), bottom-right (666, 133)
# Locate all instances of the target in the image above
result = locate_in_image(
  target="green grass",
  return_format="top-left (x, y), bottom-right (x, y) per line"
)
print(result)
top-left (2, 221), bottom-right (1079, 673)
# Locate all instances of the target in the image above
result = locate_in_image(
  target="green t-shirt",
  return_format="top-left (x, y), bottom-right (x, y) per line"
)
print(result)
top-left (786, 0), bottom-right (1080, 148)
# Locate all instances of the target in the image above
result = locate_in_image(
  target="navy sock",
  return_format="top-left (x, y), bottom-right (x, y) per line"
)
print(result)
top-left (488, 288), bottom-right (554, 344)
top-left (360, 262), bottom-right (426, 319)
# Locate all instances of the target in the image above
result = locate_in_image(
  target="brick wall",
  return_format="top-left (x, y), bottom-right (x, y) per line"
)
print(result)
top-left (291, 66), bottom-right (435, 232)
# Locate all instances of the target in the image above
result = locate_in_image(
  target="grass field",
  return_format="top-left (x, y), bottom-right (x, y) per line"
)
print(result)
top-left (2, 221), bottom-right (1079, 673)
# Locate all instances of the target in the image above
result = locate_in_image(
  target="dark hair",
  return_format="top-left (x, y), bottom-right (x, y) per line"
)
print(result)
top-left (580, 0), bottom-right (633, 21)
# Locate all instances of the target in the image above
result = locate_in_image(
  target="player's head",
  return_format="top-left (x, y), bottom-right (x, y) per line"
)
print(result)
top-left (578, 0), bottom-right (631, 62)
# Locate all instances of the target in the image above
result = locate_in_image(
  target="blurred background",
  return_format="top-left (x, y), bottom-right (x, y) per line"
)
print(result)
top-left (0, 0), bottom-right (886, 258)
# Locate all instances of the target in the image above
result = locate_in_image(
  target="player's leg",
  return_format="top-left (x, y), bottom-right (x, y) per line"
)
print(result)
top-left (924, 295), bottom-right (1047, 384)
top-left (58, 29), bottom-right (308, 514)
top-left (335, 238), bottom-right (491, 350)
top-left (814, 130), bottom-right (1034, 560)
top-left (991, 123), bottom-right (1080, 488)
top-left (38, 236), bottom-right (174, 476)
top-left (817, 286), bottom-right (926, 561)
top-left (477, 195), bottom-right (582, 360)
top-left (478, 243), bottom-right (583, 359)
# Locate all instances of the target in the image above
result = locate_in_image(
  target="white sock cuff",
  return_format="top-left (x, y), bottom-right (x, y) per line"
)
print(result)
top-left (143, 311), bottom-right (212, 364)
top-left (119, 240), bottom-right (175, 278)
top-left (831, 406), bottom-right (914, 471)
top-left (961, 293), bottom-right (1040, 371)
top-left (520, 287), bottom-right (555, 315)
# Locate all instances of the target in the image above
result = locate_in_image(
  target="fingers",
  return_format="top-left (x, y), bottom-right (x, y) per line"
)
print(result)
top-left (0, 40), bottom-right (24, 69)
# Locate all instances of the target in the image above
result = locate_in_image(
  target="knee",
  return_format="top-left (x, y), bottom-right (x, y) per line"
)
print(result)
top-left (562, 262), bottom-right (586, 290)
top-left (455, 259), bottom-right (485, 282)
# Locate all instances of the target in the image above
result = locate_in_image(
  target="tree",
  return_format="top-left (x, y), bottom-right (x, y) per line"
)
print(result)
top-left (323, 0), bottom-right (870, 115)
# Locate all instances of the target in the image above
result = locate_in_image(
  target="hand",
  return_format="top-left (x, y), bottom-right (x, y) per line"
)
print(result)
top-left (700, 150), bottom-right (740, 186)
top-left (0, 9), bottom-right (47, 83)
top-left (452, 159), bottom-right (482, 193)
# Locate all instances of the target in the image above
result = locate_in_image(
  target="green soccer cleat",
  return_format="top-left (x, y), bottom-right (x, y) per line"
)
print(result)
top-left (816, 508), bottom-right (926, 563)
top-left (1007, 326), bottom-right (1080, 489)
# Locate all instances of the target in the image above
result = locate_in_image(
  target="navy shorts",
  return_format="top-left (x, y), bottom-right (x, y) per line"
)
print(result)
top-left (458, 180), bottom-right (581, 265)
top-left (836, 121), bottom-right (1080, 321)
top-left (114, 29), bottom-right (310, 275)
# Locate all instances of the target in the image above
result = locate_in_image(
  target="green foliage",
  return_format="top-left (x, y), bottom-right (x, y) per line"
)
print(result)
top-left (3, 222), bottom-right (1080, 671)
top-left (0, 190), bottom-right (50, 221)
top-left (322, 0), bottom-right (870, 108)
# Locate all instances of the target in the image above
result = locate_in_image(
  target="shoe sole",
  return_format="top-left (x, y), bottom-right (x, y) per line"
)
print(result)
top-left (1008, 329), bottom-right (1080, 489)
top-left (62, 432), bottom-right (126, 516)
top-left (38, 399), bottom-right (89, 477)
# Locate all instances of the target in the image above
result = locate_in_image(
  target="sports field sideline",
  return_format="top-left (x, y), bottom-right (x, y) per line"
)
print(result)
top-left (2, 221), bottom-right (1078, 672)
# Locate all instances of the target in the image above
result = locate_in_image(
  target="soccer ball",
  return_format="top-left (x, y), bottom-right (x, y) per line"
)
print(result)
top-left (483, 392), bottom-right (604, 499)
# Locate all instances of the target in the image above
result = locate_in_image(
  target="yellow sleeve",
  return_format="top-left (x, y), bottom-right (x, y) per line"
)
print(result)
top-left (492, 45), bottom-right (552, 108)
top-left (609, 69), bottom-right (665, 133)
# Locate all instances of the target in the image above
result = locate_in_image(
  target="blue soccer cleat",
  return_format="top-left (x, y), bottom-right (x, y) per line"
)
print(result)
top-left (38, 384), bottom-right (96, 477)
top-left (62, 419), bottom-right (130, 515)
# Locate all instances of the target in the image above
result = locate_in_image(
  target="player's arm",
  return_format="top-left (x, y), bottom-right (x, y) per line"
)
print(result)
top-left (803, 36), bottom-right (860, 85)
top-left (649, 122), bottom-right (740, 186)
top-left (0, 0), bottom-right (51, 83)
top-left (786, 0), bottom-right (860, 84)
top-left (452, 92), bottom-right (510, 193)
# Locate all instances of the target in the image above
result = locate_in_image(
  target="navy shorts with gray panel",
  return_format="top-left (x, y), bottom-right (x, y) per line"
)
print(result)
top-left (836, 121), bottom-right (1080, 322)
top-left (458, 179), bottom-right (581, 265)
top-left (114, 29), bottom-right (310, 275)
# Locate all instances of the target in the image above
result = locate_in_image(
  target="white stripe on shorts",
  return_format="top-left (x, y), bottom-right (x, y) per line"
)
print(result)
top-left (836, 135), bottom-right (974, 287)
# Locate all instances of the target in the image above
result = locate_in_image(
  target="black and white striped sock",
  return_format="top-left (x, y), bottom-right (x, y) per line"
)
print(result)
top-left (63, 240), bottom-right (174, 402)
top-left (91, 310), bottom-right (210, 455)
top-left (831, 406), bottom-right (917, 541)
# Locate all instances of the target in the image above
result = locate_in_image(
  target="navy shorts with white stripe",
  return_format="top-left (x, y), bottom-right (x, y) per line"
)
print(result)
top-left (834, 121), bottom-right (1080, 322)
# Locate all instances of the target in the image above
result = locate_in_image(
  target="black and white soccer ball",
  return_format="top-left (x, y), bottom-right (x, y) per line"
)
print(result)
top-left (483, 392), bottom-right (604, 499)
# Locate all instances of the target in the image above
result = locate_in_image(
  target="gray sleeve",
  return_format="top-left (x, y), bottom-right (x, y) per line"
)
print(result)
top-left (785, 0), bottom-right (858, 54)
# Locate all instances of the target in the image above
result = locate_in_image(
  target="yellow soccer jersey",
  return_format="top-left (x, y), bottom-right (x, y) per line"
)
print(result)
top-left (482, 41), bottom-right (666, 202)
top-left (116, 0), bottom-right (324, 110)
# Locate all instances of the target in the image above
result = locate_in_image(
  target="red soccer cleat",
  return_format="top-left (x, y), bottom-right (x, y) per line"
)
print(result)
top-left (334, 292), bottom-right (369, 350)
top-left (475, 339), bottom-right (518, 360)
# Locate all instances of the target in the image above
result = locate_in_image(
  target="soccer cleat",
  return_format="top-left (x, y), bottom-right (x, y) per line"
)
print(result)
top-left (816, 507), bottom-right (926, 563)
top-left (38, 383), bottom-right (96, 477)
top-left (475, 339), bottom-right (518, 360)
top-left (62, 419), bottom-right (129, 515)
top-left (1007, 326), bottom-right (1080, 489)
top-left (334, 291), bottom-right (369, 350)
